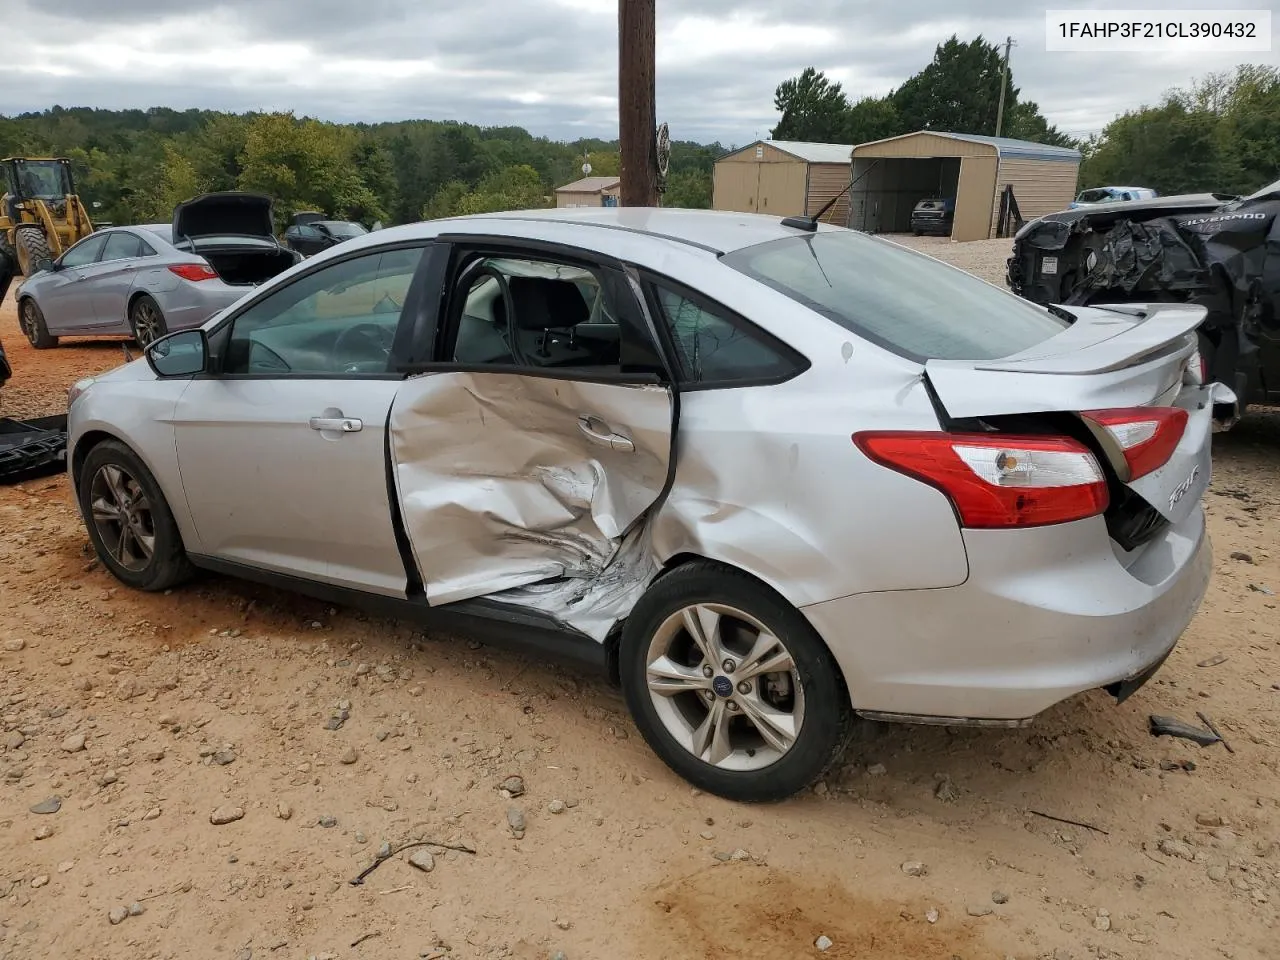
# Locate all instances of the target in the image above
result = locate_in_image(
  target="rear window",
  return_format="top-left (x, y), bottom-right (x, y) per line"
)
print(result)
top-left (722, 231), bottom-right (1067, 362)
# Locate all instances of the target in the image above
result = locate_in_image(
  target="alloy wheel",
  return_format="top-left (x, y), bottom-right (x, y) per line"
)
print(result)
top-left (89, 464), bottom-right (156, 572)
top-left (644, 602), bottom-right (805, 771)
top-left (132, 301), bottom-right (162, 346)
top-left (19, 301), bottom-right (39, 346)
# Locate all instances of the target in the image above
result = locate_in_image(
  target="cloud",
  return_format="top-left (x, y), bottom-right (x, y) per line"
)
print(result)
top-left (1, 0), bottom-right (1275, 145)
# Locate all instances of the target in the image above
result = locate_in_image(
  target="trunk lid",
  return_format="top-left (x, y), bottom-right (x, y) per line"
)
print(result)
top-left (173, 192), bottom-right (275, 243)
top-left (925, 302), bottom-right (1222, 528)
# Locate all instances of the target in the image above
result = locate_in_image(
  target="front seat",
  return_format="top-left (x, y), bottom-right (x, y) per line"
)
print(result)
top-left (506, 277), bottom-right (591, 366)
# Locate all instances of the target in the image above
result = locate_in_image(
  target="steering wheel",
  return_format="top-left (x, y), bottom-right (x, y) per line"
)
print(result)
top-left (332, 322), bottom-right (395, 373)
top-left (470, 264), bottom-right (527, 365)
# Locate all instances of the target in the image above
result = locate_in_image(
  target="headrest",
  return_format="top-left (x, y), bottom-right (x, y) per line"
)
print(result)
top-left (507, 277), bottom-right (591, 330)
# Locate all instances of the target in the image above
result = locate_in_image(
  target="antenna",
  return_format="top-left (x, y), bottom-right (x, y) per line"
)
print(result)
top-left (780, 159), bottom-right (883, 233)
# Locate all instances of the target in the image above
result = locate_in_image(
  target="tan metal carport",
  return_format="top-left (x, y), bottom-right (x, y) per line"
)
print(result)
top-left (848, 132), bottom-right (1081, 241)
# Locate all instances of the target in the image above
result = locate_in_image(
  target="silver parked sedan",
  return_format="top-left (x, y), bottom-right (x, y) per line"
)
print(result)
top-left (16, 193), bottom-right (299, 349)
top-left (65, 208), bottom-right (1236, 801)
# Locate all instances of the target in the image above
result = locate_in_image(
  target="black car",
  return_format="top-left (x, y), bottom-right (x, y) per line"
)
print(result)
top-left (283, 218), bottom-right (368, 257)
top-left (910, 197), bottom-right (955, 236)
top-left (1007, 179), bottom-right (1280, 412)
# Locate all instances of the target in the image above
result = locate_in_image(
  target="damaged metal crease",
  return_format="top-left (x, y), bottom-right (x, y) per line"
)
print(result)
top-left (388, 370), bottom-right (672, 624)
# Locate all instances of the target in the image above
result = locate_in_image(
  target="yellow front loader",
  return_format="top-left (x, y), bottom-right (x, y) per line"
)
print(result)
top-left (0, 157), bottom-right (96, 283)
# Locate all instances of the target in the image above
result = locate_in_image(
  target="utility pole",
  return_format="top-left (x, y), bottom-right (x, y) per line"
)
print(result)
top-left (618, 0), bottom-right (658, 206)
top-left (995, 35), bottom-right (1014, 137)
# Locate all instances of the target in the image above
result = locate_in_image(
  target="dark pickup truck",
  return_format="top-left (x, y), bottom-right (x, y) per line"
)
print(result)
top-left (1006, 179), bottom-right (1280, 413)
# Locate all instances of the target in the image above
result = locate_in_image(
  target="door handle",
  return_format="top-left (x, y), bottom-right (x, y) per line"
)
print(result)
top-left (309, 417), bottom-right (362, 433)
top-left (578, 416), bottom-right (635, 454)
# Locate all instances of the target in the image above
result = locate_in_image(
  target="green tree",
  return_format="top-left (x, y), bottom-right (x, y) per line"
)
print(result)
top-left (771, 67), bottom-right (850, 142)
top-left (455, 164), bottom-right (548, 214)
top-left (662, 170), bottom-right (712, 208)
top-left (891, 35), bottom-right (1009, 135)
top-left (421, 179), bottom-right (470, 220)
top-left (843, 96), bottom-right (899, 145)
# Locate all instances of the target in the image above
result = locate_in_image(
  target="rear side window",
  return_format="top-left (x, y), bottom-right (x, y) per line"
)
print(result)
top-left (649, 282), bottom-right (805, 387)
top-left (102, 232), bottom-right (143, 261)
top-left (723, 231), bottom-right (1066, 362)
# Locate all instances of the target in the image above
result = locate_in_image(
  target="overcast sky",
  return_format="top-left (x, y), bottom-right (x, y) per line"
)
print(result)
top-left (2, 0), bottom-right (1275, 145)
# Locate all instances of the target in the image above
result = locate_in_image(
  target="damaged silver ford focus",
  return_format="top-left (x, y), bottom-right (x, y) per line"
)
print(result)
top-left (66, 208), bottom-right (1234, 801)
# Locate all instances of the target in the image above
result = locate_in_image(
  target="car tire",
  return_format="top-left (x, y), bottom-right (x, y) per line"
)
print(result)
top-left (79, 439), bottom-right (193, 592)
top-left (129, 294), bottom-right (168, 347)
top-left (18, 297), bottom-right (58, 349)
top-left (619, 561), bottom-right (852, 802)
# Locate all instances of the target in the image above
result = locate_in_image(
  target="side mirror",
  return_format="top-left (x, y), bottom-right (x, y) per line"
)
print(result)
top-left (32, 256), bottom-right (57, 274)
top-left (146, 329), bottom-right (208, 378)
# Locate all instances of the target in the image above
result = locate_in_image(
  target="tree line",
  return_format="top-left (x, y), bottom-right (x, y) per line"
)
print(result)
top-left (0, 107), bottom-right (720, 229)
top-left (1079, 65), bottom-right (1280, 197)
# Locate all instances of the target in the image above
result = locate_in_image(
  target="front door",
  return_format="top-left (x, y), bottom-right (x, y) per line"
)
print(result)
top-left (171, 244), bottom-right (431, 596)
top-left (89, 230), bottom-right (152, 332)
top-left (38, 233), bottom-right (108, 333)
top-left (388, 246), bottom-right (675, 634)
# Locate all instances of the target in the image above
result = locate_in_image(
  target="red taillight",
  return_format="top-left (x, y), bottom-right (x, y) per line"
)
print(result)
top-left (168, 263), bottom-right (218, 282)
top-left (1080, 407), bottom-right (1188, 481)
top-left (854, 431), bottom-right (1110, 529)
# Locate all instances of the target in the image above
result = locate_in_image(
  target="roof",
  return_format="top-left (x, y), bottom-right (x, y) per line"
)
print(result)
top-left (555, 176), bottom-right (621, 194)
top-left (386, 207), bottom-right (843, 256)
top-left (853, 130), bottom-right (1081, 162)
top-left (721, 140), bottom-right (854, 164)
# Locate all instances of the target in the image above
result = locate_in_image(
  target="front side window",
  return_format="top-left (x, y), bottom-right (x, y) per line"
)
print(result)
top-left (723, 231), bottom-right (1067, 362)
top-left (60, 234), bottom-right (108, 268)
top-left (224, 247), bottom-right (424, 376)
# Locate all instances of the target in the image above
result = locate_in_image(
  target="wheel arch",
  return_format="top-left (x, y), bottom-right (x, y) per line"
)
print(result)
top-left (603, 551), bottom-right (852, 696)
top-left (70, 427), bottom-right (195, 554)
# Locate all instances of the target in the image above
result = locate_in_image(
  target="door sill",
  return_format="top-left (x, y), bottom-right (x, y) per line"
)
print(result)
top-left (188, 555), bottom-right (608, 671)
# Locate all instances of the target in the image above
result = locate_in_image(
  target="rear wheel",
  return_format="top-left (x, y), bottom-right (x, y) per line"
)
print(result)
top-left (619, 562), bottom-right (852, 802)
top-left (14, 226), bottom-right (51, 276)
top-left (79, 440), bottom-right (193, 591)
top-left (128, 294), bottom-right (168, 347)
top-left (18, 297), bottom-right (58, 349)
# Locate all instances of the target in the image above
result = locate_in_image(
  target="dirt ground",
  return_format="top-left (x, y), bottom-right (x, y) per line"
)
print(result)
top-left (1, 238), bottom-right (1278, 960)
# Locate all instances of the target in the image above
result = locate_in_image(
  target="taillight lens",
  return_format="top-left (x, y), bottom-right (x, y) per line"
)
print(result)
top-left (168, 263), bottom-right (218, 282)
top-left (1080, 407), bottom-right (1188, 481)
top-left (854, 432), bottom-right (1110, 529)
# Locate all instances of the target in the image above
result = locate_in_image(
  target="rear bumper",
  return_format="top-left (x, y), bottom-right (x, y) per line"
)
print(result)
top-left (801, 509), bottom-right (1211, 721)
top-left (911, 218), bottom-right (951, 234)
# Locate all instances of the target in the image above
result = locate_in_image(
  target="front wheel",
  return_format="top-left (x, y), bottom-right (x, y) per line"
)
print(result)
top-left (619, 562), bottom-right (852, 802)
top-left (18, 297), bottom-right (58, 349)
top-left (79, 440), bottom-right (193, 591)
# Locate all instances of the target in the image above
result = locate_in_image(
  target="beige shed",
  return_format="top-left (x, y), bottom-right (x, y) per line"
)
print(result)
top-left (555, 176), bottom-right (621, 208)
top-left (713, 140), bottom-right (854, 224)
top-left (848, 131), bottom-right (1082, 242)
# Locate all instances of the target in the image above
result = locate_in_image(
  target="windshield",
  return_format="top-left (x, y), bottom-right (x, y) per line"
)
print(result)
top-left (320, 221), bottom-right (367, 237)
top-left (723, 231), bottom-right (1067, 362)
top-left (14, 161), bottom-right (65, 198)
top-left (1076, 189), bottom-right (1113, 203)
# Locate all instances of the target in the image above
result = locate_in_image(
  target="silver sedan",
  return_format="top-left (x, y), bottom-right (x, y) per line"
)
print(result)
top-left (16, 193), bottom-right (299, 349)
top-left (65, 208), bottom-right (1236, 801)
